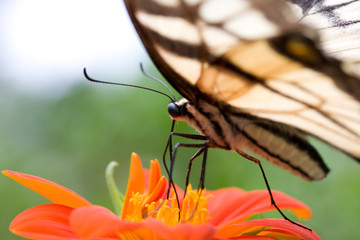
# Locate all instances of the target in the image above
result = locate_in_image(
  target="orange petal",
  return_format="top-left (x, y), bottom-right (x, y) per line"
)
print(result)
top-left (259, 228), bottom-right (305, 240)
top-left (226, 236), bottom-right (279, 240)
top-left (147, 159), bottom-right (162, 194)
top-left (71, 205), bottom-right (122, 239)
top-left (234, 190), bottom-right (311, 220)
top-left (71, 206), bottom-right (146, 240)
top-left (236, 219), bottom-right (320, 240)
top-left (216, 223), bottom-right (264, 238)
top-left (10, 204), bottom-right (77, 240)
top-left (3, 170), bottom-right (91, 208)
top-left (145, 218), bottom-right (217, 240)
top-left (206, 188), bottom-right (247, 225)
top-left (207, 189), bottom-right (311, 226)
top-left (121, 153), bottom-right (145, 219)
top-left (143, 176), bottom-right (167, 207)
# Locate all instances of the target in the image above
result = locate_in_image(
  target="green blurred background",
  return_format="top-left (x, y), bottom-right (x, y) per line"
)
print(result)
top-left (1, 1), bottom-right (359, 239)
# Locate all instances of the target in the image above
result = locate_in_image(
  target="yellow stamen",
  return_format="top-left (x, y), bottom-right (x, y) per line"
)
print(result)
top-left (124, 185), bottom-right (210, 226)
top-left (119, 187), bottom-right (210, 240)
top-left (125, 192), bottom-right (145, 222)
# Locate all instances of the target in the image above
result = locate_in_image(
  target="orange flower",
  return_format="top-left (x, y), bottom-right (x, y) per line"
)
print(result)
top-left (3, 153), bottom-right (321, 240)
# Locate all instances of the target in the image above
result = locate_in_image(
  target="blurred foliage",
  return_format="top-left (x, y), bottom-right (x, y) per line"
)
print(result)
top-left (1, 72), bottom-right (360, 239)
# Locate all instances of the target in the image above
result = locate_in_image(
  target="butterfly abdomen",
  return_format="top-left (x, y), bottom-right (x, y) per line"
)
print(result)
top-left (237, 119), bottom-right (330, 180)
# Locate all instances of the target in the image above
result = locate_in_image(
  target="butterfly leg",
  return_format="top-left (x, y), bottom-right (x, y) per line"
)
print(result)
top-left (167, 141), bottom-right (208, 198)
top-left (163, 120), bottom-right (208, 196)
top-left (167, 139), bottom-right (209, 222)
top-left (162, 122), bottom-right (207, 178)
top-left (146, 138), bottom-right (208, 221)
top-left (238, 150), bottom-right (312, 231)
top-left (184, 147), bottom-right (205, 191)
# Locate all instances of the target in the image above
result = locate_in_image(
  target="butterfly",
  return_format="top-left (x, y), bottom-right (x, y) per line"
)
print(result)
top-left (122, 0), bottom-right (360, 182)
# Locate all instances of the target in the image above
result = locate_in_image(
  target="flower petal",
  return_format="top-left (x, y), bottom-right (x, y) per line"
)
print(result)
top-left (238, 219), bottom-right (320, 240)
top-left (206, 187), bottom-right (246, 226)
top-left (207, 188), bottom-right (311, 226)
top-left (71, 205), bottom-right (140, 239)
top-left (71, 205), bottom-right (148, 239)
top-left (143, 176), bottom-right (167, 207)
top-left (2, 170), bottom-right (90, 208)
top-left (121, 153), bottom-right (145, 219)
top-left (259, 228), bottom-right (305, 240)
top-left (147, 159), bottom-right (162, 194)
top-left (216, 223), bottom-right (264, 238)
top-left (10, 204), bottom-right (77, 240)
top-left (145, 218), bottom-right (217, 240)
top-left (227, 236), bottom-right (278, 240)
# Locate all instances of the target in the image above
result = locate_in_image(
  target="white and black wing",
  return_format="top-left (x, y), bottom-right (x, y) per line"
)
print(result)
top-left (123, 0), bottom-right (360, 180)
top-left (287, 0), bottom-right (360, 61)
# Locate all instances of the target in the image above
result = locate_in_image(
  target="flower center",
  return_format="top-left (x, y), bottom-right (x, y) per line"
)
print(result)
top-left (125, 186), bottom-right (210, 226)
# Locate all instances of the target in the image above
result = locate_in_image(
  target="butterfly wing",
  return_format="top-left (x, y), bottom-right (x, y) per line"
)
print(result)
top-left (123, 0), bottom-right (360, 179)
top-left (286, 0), bottom-right (360, 61)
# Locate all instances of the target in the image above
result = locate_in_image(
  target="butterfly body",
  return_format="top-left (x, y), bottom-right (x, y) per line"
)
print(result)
top-left (170, 94), bottom-right (328, 180)
top-left (124, 0), bottom-right (360, 181)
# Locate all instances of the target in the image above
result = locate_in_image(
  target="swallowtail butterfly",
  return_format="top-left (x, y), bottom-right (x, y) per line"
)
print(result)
top-left (122, 0), bottom-right (360, 181)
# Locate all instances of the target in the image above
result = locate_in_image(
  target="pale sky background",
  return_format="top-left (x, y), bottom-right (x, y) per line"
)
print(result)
top-left (0, 0), bottom-right (148, 97)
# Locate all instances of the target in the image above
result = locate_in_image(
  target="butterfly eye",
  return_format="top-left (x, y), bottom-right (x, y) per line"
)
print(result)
top-left (168, 102), bottom-right (181, 119)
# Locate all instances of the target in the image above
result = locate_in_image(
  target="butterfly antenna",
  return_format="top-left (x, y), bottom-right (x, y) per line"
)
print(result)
top-left (140, 63), bottom-right (176, 101)
top-left (83, 68), bottom-right (174, 102)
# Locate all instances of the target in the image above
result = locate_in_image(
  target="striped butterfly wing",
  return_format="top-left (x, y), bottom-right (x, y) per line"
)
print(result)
top-left (123, 0), bottom-right (360, 180)
top-left (286, 0), bottom-right (360, 61)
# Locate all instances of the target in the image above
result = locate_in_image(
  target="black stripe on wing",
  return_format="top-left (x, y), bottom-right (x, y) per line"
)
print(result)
top-left (128, 0), bottom-right (199, 18)
top-left (286, 0), bottom-right (320, 15)
top-left (124, 0), bottom-right (206, 101)
top-left (289, 0), bottom-right (360, 27)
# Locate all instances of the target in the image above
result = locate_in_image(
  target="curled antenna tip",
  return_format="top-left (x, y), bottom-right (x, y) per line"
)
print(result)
top-left (140, 62), bottom-right (145, 73)
top-left (83, 67), bottom-right (88, 76)
top-left (83, 68), bottom-right (93, 81)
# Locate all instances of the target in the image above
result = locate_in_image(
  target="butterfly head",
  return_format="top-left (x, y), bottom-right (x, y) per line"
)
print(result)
top-left (168, 98), bottom-right (189, 121)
